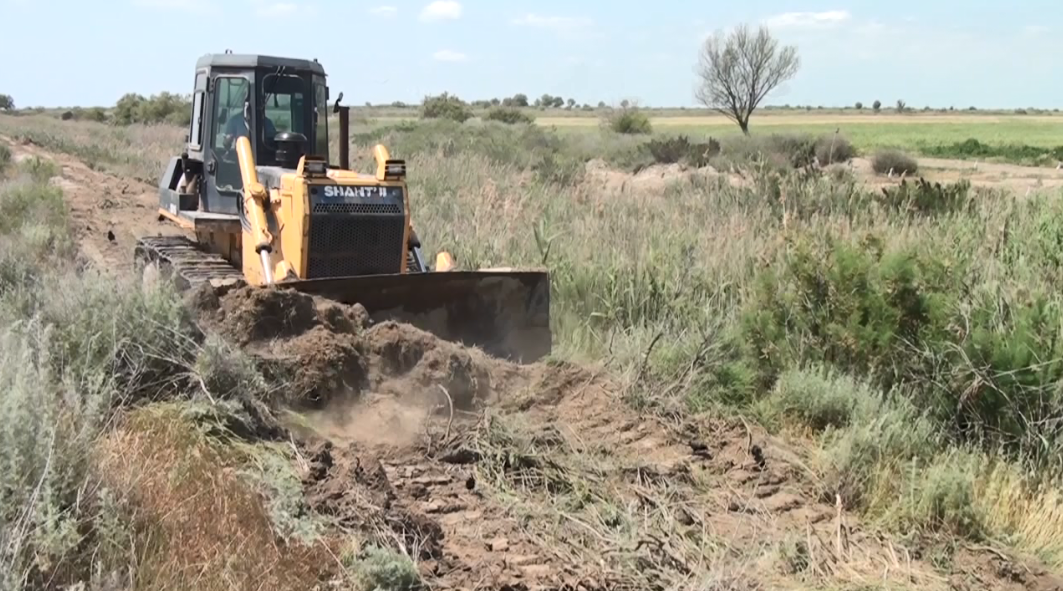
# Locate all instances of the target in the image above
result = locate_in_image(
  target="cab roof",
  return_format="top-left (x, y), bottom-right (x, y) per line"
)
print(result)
top-left (195, 53), bottom-right (327, 75)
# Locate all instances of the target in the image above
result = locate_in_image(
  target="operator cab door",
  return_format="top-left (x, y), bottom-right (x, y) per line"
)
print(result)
top-left (203, 72), bottom-right (253, 216)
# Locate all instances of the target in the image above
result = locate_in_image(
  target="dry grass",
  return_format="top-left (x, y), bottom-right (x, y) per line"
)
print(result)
top-left (470, 410), bottom-right (951, 591)
top-left (95, 404), bottom-right (340, 591)
top-left (975, 460), bottom-right (1063, 567)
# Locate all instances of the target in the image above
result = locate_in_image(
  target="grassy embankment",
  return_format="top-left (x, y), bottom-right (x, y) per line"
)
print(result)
top-left (3, 112), bottom-right (1063, 587)
top-left (0, 138), bottom-right (420, 590)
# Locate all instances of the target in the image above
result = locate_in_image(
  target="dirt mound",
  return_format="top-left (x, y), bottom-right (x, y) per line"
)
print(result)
top-left (191, 283), bottom-right (371, 406)
top-left (583, 158), bottom-right (747, 194)
top-left (190, 283), bottom-right (530, 414)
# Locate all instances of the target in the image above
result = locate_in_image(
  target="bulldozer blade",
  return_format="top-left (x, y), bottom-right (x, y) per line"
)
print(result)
top-left (275, 270), bottom-right (551, 363)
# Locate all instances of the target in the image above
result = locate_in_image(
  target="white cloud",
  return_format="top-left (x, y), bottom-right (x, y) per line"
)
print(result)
top-left (369, 5), bottom-right (397, 17)
top-left (420, 0), bottom-right (461, 21)
top-left (511, 13), bottom-right (593, 31)
top-left (764, 10), bottom-right (851, 29)
top-left (432, 49), bottom-right (467, 62)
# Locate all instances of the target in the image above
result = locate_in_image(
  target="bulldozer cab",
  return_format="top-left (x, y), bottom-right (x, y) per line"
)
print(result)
top-left (183, 53), bottom-right (331, 215)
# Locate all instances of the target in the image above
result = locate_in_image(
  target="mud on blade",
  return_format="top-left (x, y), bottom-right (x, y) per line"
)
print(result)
top-left (278, 270), bottom-right (551, 363)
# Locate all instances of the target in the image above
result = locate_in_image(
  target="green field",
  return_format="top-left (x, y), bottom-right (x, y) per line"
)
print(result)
top-left (545, 114), bottom-right (1063, 150)
top-left (347, 111), bottom-right (1063, 149)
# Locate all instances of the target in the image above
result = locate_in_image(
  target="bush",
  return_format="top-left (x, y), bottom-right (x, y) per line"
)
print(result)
top-left (113, 92), bottom-right (191, 126)
top-left (815, 134), bottom-right (855, 165)
top-left (716, 133), bottom-right (822, 171)
top-left (876, 178), bottom-right (974, 218)
top-left (728, 224), bottom-right (1063, 465)
top-left (871, 149), bottom-right (918, 175)
top-left (61, 107), bottom-right (108, 123)
top-left (604, 105), bottom-right (652, 135)
top-left (644, 135), bottom-right (720, 167)
top-left (0, 143), bottom-right (10, 173)
top-left (738, 235), bottom-right (956, 395)
top-left (421, 92), bottom-right (473, 123)
top-left (343, 544), bottom-right (422, 591)
top-left (483, 106), bottom-right (534, 125)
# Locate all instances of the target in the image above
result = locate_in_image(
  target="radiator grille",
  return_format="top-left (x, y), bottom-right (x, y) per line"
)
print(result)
top-left (306, 193), bottom-right (406, 278)
top-left (312, 202), bottom-right (403, 215)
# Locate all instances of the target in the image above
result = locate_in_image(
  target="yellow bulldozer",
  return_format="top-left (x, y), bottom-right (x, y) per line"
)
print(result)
top-left (136, 51), bottom-right (550, 362)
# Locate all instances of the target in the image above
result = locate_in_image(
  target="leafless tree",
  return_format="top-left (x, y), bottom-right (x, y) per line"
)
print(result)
top-left (694, 24), bottom-right (800, 135)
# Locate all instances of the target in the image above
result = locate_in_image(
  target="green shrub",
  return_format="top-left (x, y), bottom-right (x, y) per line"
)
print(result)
top-left (729, 222), bottom-right (1063, 465)
top-left (112, 92), bottom-right (190, 126)
top-left (739, 235), bottom-right (956, 394)
top-left (757, 367), bottom-right (867, 432)
top-left (343, 544), bottom-right (422, 591)
top-left (0, 143), bottom-right (10, 173)
top-left (768, 133), bottom-right (817, 168)
top-left (644, 135), bottom-right (720, 167)
top-left (920, 138), bottom-right (1063, 166)
top-left (871, 149), bottom-right (918, 175)
top-left (421, 92), bottom-right (472, 123)
top-left (483, 106), bottom-right (534, 125)
top-left (604, 105), bottom-right (652, 135)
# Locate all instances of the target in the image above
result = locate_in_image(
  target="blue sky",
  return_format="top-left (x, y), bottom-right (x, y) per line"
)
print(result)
top-left (2, 0), bottom-right (1061, 109)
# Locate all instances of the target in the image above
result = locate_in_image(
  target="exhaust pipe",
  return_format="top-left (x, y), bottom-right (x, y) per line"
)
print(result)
top-left (333, 92), bottom-right (350, 170)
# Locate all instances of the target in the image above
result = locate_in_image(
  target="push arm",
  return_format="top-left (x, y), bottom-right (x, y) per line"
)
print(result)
top-left (235, 136), bottom-right (275, 284)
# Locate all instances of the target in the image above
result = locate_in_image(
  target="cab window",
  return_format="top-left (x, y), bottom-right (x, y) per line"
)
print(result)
top-left (313, 79), bottom-right (329, 160)
top-left (211, 75), bottom-right (249, 192)
top-left (259, 73), bottom-right (309, 164)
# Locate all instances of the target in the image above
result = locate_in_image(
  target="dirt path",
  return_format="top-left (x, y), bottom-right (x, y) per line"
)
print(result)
top-left (1, 134), bottom-right (186, 275)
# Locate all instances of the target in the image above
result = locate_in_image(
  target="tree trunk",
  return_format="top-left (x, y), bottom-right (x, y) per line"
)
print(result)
top-left (739, 118), bottom-right (750, 135)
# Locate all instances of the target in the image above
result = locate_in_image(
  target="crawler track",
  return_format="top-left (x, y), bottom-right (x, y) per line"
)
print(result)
top-left (133, 235), bottom-right (246, 289)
